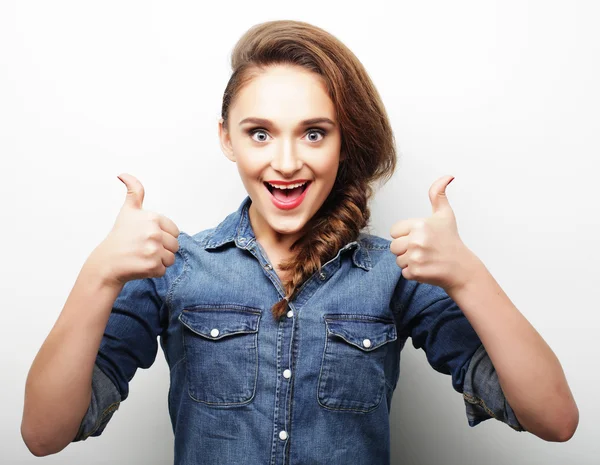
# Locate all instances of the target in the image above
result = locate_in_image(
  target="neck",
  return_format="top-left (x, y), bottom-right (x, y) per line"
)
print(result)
top-left (248, 202), bottom-right (306, 252)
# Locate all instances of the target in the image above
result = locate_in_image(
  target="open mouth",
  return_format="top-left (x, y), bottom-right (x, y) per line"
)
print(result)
top-left (264, 181), bottom-right (311, 203)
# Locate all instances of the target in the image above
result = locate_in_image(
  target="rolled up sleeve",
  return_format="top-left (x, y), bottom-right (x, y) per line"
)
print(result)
top-left (462, 343), bottom-right (525, 431)
top-left (392, 278), bottom-right (525, 432)
top-left (72, 235), bottom-right (186, 441)
top-left (73, 363), bottom-right (122, 441)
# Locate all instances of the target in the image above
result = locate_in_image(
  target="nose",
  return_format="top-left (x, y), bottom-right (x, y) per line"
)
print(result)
top-left (270, 139), bottom-right (303, 176)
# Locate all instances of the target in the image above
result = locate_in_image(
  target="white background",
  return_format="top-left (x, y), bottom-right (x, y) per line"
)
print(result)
top-left (1, 1), bottom-right (598, 464)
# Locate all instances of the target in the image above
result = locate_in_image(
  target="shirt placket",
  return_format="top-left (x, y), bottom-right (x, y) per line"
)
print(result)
top-left (245, 240), bottom-right (295, 465)
top-left (243, 236), bottom-right (350, 465)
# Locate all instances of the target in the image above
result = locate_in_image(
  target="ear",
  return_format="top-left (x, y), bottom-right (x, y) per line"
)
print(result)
top-left (218, 118), bottom-right (236, 162)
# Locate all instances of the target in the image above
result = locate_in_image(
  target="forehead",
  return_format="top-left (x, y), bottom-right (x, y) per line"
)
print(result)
top-left (230, 65), bottom-right (336, 123)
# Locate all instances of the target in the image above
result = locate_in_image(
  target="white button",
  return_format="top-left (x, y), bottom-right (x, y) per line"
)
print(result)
top-left (210, 328), bottom-right (220, 338)
top-left (279, 430), bottom-right (288, 440)
top-left (283, 369), bottom-right (291, 379)
top-left (362, 338), bottom-right (371, 348)
top-left (287, 310), bottom-right (293, 318)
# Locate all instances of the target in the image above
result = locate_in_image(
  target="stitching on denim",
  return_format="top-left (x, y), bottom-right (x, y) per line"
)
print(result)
top-left (324, 321), bottom-right (397, 352)
top-left (318, 388), bottom-right (384, 414)
top-left (183, 304), bottom-right (262, 312)
top-left (324, 313), bottom-right (396, 323)
top-left (82, 401), bottom-right (120, 440)
top-left (182, 315), bottom-right (261, 406)
top-left (317, 316), bottom-right (386, 413)
top-left (284, 302), bottom-right (299, 459)
top-left (170, 356), bottom-right (185, 372)
top-left (166, 237), bottom-right (189, 323)
top-left (463, 392), bottom-right (524, 431)
top-left (269, 315), bottom-right (285, 465)
top-left (178, 308), bottom-right (261, 338)
top-left (463, 392), bottom-right (498, 420)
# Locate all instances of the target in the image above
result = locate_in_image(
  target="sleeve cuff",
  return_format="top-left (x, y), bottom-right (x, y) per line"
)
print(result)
top-left (462, 344), bottom-right (526, 432)
top-left (72, 363), bottom-right (122, 442)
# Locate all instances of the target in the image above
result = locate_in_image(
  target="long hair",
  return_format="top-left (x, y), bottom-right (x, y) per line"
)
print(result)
top-left (220, 20), bottom-right (398, 320)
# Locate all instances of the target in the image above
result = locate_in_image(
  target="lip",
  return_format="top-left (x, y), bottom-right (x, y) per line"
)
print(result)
top-left (265, 179), bottom-right (310, 186)
top-left (264, 181), bottom-right (312, 210)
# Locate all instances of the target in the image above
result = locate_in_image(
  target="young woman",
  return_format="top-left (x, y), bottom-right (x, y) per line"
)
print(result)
top-left (22, 20), bottom-right (578, 464)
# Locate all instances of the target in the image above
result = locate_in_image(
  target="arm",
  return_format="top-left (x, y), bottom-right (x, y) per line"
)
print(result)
top-left (392, 277), bottom-right (527, 432)
top-left (21, 250), bottom-right (124, 456)
top-left (445, 250), bottom-right (579, 442)
top-left (389, 175), bottom-right (578, 442)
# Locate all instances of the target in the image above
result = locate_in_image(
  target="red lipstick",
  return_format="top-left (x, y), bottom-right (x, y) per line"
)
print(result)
top-left (265, 179), bottom-right (310, 186)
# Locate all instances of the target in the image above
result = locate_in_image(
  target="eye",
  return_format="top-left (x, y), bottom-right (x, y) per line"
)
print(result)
top-left (249, 129), bottom-right (270, 143)
top-left (247, 128), bottom-right (327, 143)
top-left (306, 129), bottom-right (325, 142)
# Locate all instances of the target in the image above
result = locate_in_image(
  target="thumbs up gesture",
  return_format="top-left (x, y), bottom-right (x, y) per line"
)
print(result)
top-left (90, 173), bottom-right (181, 288)
top-left (389, 176), bottom-right (479, 292)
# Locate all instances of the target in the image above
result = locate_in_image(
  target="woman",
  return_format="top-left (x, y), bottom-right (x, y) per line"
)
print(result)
top-left (22, 20), bottom-right (578, 464)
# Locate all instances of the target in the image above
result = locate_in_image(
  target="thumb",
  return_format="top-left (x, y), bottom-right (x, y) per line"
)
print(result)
top-left (117, 173), bottom-right (145, 209)
top-left (429, 175), bottom-right (454, 215)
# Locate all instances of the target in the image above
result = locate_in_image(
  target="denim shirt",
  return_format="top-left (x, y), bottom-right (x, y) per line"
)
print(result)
top-left (73, 195), bottom-right (525, 464)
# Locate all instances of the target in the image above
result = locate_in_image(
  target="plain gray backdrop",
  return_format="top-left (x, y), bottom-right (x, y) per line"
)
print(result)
top-left (2, 1), bottom-right (598, 464)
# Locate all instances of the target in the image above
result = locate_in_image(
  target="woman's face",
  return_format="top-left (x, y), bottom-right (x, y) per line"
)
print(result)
top-left (219, 64), bottom-right (341, 249)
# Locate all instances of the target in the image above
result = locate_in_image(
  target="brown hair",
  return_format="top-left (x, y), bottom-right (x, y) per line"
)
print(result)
top-left (220, 20), bottom-right (397, 320)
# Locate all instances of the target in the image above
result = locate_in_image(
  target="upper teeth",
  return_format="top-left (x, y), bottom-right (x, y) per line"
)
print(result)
top-left (267, 181), bottom-right (308, 190)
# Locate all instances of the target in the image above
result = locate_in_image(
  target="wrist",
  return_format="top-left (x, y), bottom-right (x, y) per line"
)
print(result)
top-left (84, 246), bottom-right (123, 291)
top-left (446, 247), bottom-right (486, 296)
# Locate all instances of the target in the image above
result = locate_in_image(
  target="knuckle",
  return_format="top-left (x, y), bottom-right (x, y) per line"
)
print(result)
top-left (147, 211), bottom-right (160, 222)
top-left (411, 251), bottom-right (424, 264)
top-left (143, 242), bottom-right (159, 257)
top-left (145, 226), bottom-right (162, 241)
top-left (152, 261), bottom-right (165, 275)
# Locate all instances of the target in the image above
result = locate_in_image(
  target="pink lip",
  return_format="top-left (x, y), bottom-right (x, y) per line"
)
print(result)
top-left (265, 179), bottom-right (310, 186)
top-left (264, 181), bottom-right (312, 210)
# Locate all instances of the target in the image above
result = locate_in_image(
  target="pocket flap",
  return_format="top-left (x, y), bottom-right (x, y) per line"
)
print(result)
top-left (179, 307), bottom-right (261, 340)
top-left (324, 315), bottom-right (397, 351)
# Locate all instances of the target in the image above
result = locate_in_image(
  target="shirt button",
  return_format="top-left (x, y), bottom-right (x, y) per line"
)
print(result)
top-left (283, 369), bottom-right (291, 379)
top-left (286, 310), bottom-right (294, 318)
top-left (279, 430), bottom-right (288, 440)
top-left (362, 338), bottom-right (371, 348)
top-left (319, 272), bottom-right (327, 280)
top-left (264, 263), bottom-right (273, 270)
top-left (210, 328), bottom-right (220, 338)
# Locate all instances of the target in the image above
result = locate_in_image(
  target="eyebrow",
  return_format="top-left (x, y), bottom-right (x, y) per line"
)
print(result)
top-left (238, 117), bottom-right (336, 127)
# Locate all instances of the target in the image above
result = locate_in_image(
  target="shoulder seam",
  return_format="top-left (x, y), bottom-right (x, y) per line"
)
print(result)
top-left (166, 236), bottom-right (189, 322)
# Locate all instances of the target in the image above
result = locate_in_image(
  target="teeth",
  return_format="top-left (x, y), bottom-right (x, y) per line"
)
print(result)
top-left (267, 181), bottom-right (308, 190)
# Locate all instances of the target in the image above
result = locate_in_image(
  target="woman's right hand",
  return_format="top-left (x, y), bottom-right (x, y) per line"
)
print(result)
top-left (89, 173), bottom-right (181, 288)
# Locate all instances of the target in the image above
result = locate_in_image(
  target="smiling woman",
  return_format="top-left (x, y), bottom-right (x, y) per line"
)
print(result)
top-left (217, 20), bottom-right (397, 320)
top-left (22, 17), bottom-right (576, 465)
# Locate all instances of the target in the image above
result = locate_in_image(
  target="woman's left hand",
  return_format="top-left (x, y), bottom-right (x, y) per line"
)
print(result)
top-left (389, 175), bottom-right (479, 292)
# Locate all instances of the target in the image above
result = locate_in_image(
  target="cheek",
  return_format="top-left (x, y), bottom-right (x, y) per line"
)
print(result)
top-left (319, 156), bottom-right (340, 181)
top-left (236, 154), bottom-right (263, 176)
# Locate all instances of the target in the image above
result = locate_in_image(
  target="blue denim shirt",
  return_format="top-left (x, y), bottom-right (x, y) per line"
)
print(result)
top-left (73, 195), bottom-right (525, 464)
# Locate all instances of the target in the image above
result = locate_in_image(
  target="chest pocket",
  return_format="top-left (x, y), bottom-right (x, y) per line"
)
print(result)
top-left (178, 306), bottom-right (261, 405)
top-left (318, 314), bottom-right (397, 413)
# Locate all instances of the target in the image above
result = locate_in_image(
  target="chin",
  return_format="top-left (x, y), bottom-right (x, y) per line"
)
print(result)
top-left (267, 216), bottom-right (307, 235)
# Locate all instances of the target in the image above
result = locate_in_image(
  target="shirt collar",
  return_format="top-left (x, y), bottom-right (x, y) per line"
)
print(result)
top-left (203, 195), bottom-right (371, 271)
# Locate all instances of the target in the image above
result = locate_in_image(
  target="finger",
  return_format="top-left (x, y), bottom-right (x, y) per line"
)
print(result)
top-left (390, 218), bottom-right (422, 239)
top-left (118, 173), bottom-right (145, 209)
top-left (158, 215), bottom-right (181, 239)
top-left (161, 230), bottom-right (180, 254)
top-left (395, 254), bottom-right (409, 269)
top-left (161, 248), bottom-right (176, 268)
top-left (390, 236), bottom-right (408, 256)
